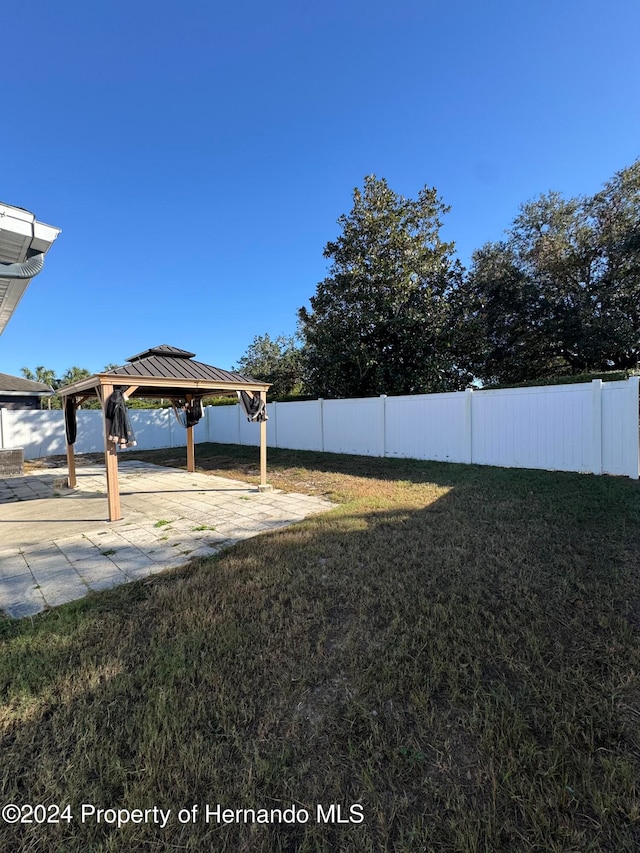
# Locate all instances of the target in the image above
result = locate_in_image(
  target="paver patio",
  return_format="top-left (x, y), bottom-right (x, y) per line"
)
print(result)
top-left (0, 461), bottom-right (334, 619)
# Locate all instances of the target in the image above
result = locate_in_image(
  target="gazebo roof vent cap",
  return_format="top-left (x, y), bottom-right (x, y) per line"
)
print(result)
top-left (126, 345), bottom-right (196, 362)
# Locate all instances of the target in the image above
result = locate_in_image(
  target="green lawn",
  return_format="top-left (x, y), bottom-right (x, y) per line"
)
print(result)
top-left (2, 445), bottom-right (640, 852)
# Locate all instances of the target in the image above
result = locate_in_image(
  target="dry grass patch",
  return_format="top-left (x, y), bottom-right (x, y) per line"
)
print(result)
top-left (2, 446), bottom-right (640, 851)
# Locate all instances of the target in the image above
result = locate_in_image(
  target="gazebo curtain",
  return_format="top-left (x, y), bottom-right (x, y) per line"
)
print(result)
top-left (238, 390), bottom-right (268, 422)
top-left (64, 396), bottom-right (77, 445)
top-left (106, 389), bottom-right (137, 449)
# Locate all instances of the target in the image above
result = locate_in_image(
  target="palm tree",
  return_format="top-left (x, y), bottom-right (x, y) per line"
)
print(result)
top-left (60, 366), bottom-right (92, 387)
top-left (20, 366), bottom-right (58, 409)
top-left (21, 365), bottom-right (57, 387)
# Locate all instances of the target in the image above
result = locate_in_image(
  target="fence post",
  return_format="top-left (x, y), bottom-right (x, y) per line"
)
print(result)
top-left (465, 388), bottom-right (473, 464)
top-left (627, 376), bottom-right (640, 480)
top-left (237, 400), bottom-right (242, 445)
top-left (0, 407), bottom-right (4, 449)
top-left (591, 379), bottom-right (603, 475)
top-left (318, 399), bottom-right (324, 451)
top-left (379, 395), bottom-right (387, 457)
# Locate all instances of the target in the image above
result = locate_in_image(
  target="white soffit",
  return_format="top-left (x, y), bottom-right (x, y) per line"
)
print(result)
top-left (0, 203), bottom-right (61, 335)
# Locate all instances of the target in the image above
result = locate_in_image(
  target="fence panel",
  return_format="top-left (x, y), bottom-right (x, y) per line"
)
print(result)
top-left (385, 392), bottom-right (470, 462)
top-left (1, 409), bottom-right (104, 458)
top-left (601, 378), bottom-right (640, 478)
top-left (129, 408), bottom-right (173, 450)
top-left (75, 412), bottom-right (105, 454)
top-left (1, 410), bottom-right (64, 458)
top-left (471, 384), bottom-right (595, 473)
top-left (322, 398), bottom-right (385, 456)
top-left (238, 407), bottom-right (264, 447)
top-left (271, 400), bottom-right (323, 451)
top-left (206, 405), bottom-right (240, 445)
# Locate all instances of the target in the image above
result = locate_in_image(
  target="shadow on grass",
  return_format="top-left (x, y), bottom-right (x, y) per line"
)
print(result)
top-left (1, 459), bottom-right (640, 852)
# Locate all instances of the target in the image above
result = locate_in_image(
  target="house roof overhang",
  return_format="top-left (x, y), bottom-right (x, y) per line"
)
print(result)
top-left (0, 203), bottom-right (61, 335)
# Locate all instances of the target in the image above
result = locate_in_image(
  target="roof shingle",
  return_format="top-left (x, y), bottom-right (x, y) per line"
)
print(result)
top-left (0, 372), bottom-right (53, 393)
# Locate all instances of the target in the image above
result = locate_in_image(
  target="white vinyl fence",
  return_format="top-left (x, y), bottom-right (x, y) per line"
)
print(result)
top-left (1, 378), bottom-right (638, 479)
top-left (0, 408), bottom-right (212, 460)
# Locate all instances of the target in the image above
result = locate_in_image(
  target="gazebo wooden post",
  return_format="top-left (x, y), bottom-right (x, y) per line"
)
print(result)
top-left (186, 394), bottom-right (195, 473)
top-left (186, 428), bottom-right (195, 472)
top-left (62, 403), bottom-right (77, 488)
top-left (100, 382), bottom-right (121, 522)
top-left (65, 440), bottom-right (77, 489)
top-left (259, 390), bottom-right (269, 490)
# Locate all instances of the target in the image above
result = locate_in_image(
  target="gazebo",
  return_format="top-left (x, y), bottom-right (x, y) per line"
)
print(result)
top-left (57, 345), bottom-right (271, 522)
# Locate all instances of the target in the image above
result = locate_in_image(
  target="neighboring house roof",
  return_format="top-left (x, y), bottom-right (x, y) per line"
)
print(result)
top-left (0, 202), bottom-right (61, 335)
top-left (0, 372), bottom-right (53, 395)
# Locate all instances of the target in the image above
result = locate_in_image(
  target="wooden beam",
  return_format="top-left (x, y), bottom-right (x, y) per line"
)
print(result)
top-left (58, 372), bottom-right (271, 398)
top-left (65, 441), bottom-right (76, 488)
top-left (259, 390), bottom-right (268, 489)
top-left (185, 394), bottom-right (195, 472)
top-left (100, 383), bottom-right (121, 522)
top-left (186, 427), bottom-right (195, 472)
top-left (123, 385), bottom-right (139, 399)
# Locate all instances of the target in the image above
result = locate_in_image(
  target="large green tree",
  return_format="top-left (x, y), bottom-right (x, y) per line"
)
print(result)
top-left (298, 175), bottom-right (469, 397)
top-left (234, 333), bottom-right (303, 398)
top-left (464, 160), bottom-right (640, 384)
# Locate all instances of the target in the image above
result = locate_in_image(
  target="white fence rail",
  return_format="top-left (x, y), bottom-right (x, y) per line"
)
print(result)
top-left (1, 378), bottom-right (638, 478)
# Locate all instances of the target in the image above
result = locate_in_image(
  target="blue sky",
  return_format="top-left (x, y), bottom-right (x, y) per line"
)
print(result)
top-left (2, 0), bottom-right (638, 379)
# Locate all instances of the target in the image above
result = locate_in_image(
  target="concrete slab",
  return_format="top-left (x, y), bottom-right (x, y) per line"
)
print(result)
top-left (0, 460), bottom-right (334, 619)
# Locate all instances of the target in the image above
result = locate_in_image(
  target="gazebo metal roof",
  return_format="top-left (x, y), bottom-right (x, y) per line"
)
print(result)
top-left (59, 344), bottom-right (268, 399)
top-left (58, 345), bottom-right (271, 522)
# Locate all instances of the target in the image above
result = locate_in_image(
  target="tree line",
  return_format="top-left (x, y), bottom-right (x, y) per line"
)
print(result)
top-left (23, 160), bottom-right (640, 404)
top-left (20, 366), bottom-right (92, 409)
top-left (238, 160), bottom-right (640, 398)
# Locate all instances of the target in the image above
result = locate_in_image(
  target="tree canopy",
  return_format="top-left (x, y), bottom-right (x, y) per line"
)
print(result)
top-left (463, 161), bottom-right (640, 385)
top-left (234, 333), bottom-right (303, 399)
top-left (298, 175), bottom-right (469, 398)
top-left (20, 366), bottom-right (57, 388)
top-left (19, 365), bottom-right (124, 408)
